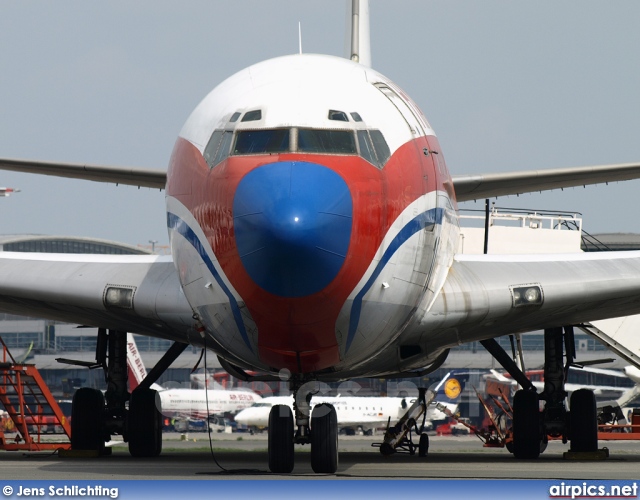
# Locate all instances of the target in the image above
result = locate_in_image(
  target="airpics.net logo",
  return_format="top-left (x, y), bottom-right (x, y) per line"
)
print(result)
top-left (549, 482), bottom-right (638, 499)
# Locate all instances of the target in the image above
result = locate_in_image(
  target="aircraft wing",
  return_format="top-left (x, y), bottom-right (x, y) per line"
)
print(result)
top-left (0, 252), bottom-right (193, 339)
top-left (431, 251), bottom-right (640, 340)
top-left (0, 158), bottom-right (166, 189)
top-left (452, 161), bottom-right (640, 201)
top-left (2, 158), bottom-right (639, 198)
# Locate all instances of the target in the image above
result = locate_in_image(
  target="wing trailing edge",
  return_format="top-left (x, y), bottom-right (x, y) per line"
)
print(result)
top-left (453, 161), bottom-right (640, 202)
top-left (427, 251), bottom-right (640, 345)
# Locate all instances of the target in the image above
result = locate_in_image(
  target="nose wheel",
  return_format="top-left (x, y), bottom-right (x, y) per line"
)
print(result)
top-left (310, 403), bottom-right (338, 473)
top-left (268, 405), bottom-right (295, 473)
top-left (267, 379), bottom-right (339, 474)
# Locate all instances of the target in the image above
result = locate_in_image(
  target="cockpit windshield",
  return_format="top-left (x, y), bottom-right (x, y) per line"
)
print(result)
top-left (212, 127), bottom-right (391, 169)
top-left (297, 129), bottom-right (357, 154)
top-left (233, 129), bottom-right (290, 155)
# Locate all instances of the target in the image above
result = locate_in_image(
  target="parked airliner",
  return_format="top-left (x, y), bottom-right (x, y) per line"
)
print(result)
top-left (0, 187), bottom-right (18, 197)
top-left (235, 370), bottom-right (465, 433)
top-left (2, 1), bottom-right (640, 472)
top-left (126, 333), bottom-right (259, 419)
top-left (235, 396), bottom-right (403, 435)
top-left (488, 365), bottom-right (638, 403)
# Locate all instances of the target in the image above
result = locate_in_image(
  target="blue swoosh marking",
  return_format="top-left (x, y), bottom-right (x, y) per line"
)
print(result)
top-left (345, 208), bottom-right (444, 352)
top-left (167, 212), bottom-right (252, 352)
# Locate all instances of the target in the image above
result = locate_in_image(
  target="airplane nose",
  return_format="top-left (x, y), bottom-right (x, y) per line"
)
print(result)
top-left (233, 161), bottom-right (352, 298)
top-left (234, 411), bottom-right (248, 425)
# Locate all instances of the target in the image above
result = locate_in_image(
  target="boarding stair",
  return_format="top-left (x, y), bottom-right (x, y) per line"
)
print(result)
top-left (0, 337), bottom-right (71, 451)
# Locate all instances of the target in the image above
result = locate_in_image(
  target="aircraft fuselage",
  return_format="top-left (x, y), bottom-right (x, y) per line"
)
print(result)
top-left (166, 54), bottom-right (459, 376)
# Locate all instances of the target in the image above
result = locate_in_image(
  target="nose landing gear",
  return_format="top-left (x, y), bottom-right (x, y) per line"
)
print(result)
top-left (267, 378), bottom-right (339, 474)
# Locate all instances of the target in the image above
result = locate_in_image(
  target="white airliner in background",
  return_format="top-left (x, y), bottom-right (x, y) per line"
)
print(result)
top-left (126, 333), bottom-right (260, 420)
top-left (234, 369), bottom-right (466, 433)
top-left (2, 0), bottom-right (640, 472)
top-left (0, 187), bottom-right (18, 197)
top-left (235, 396), bottom-right (404, 434)
top-left (488, 365), bottom-right (639, 403)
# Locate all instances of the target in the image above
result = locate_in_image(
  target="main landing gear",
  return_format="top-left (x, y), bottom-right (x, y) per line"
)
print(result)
top-left (267, 378), bottom-right (339, 474)
top-left (483, 326), bottom-right (599, 459)
top-left (67, 329), bottom-right (187, 457)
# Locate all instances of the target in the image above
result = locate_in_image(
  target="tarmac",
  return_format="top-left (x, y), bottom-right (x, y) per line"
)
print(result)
top-left (0, 432), bottom-right (638, 480)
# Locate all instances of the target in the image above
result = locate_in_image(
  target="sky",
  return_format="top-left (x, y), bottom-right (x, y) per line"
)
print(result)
top-left (1, 1), bottom-right (640, 248)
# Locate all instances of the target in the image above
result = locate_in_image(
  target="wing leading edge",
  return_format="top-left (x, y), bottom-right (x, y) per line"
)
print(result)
top-left (0, 158), bottom-right (166, 189)
top-left (453, 161), bottom-right (640, 201)
top-left (425, 251), bottom-right (640, 344)
top-left (0, 253), bottom-right (192, 340)
top-left (1, 157), bottom-right (639, 200)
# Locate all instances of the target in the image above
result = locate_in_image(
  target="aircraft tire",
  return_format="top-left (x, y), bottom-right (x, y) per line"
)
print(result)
top-left (311, 403), bottom-right (338, 473)
top-left (268, 405), bottom-right (294, 473)
top-left (570, 389), bottom-right (598, 452)
top-left (71, 387), bottom-right (105, 453)
top-left (418, 433), bottom-right (429, 457)
top-left (512, 389), bottom-right (541, 459)
top-left (128, 388), bottom-right (162, 457)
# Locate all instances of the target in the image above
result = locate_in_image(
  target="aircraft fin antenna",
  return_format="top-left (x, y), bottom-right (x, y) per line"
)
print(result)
top-left (347, 0), bottom-right (371, 67)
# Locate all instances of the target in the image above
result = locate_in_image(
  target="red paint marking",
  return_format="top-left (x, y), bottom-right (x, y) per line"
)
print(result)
top-left (168, 135), bottom-right (454, 373)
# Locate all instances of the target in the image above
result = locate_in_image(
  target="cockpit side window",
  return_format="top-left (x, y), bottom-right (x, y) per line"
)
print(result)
top-left (357, 130), bottom-right (377, 166)
top-left (356, 129), bottom-right (391, 168)
top-left (233, 128), bottom-right (290, 155)
top-left (369, 130), bottom-right (391, 165)
top-left (204, 129), bottom-right (234, 168)
top-left (297, 129), bottom-right (356, 154)
top-left (215, 132), bottom-right (234, 165)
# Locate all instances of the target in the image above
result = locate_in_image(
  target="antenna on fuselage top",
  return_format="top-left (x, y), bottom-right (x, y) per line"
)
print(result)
top-left (348, 0), bottom-right (371, 67)
top-left (298, 22), bottom-right (303, 54)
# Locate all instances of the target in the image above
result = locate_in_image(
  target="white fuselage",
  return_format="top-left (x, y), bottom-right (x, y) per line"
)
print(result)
top-left (234, 396), bottom-right (406, 430)
top-left (165, 53), bottom-right (459, 378)
top-left (158, 388), bottom-right (259, 419)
